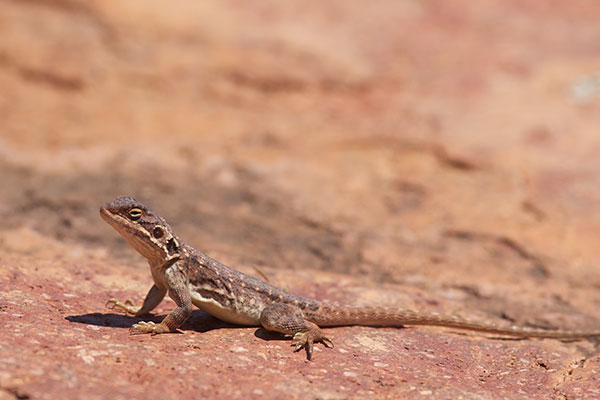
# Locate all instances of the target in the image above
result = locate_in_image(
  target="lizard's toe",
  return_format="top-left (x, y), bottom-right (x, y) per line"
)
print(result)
top-left (321, 336), bottom-right (334, 348)
top-left (130, 321), bottom-right (156, 335)
top-left (292, 330), bottom-right (333, 360)
top-left (105, 298), bottom-right (120, 309)
top-left (130, 321), bottom-right (173, 335)
top-left (292, 332), bottom-right (309, 350)
top-left (106, 298), bottom-right (141, 315)
top-left (292, 331), bottom-right (314, 359)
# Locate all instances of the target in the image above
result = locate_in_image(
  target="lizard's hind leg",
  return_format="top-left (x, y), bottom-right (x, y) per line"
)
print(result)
top-left (260, 303), bottom-right (333, 360)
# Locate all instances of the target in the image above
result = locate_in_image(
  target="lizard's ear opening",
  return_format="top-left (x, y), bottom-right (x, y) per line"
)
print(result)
top-left (152, 227), bottom-right (164, 239)
top-left (167, 238), bottom-right (179, 253)
top-left (128, 207), bottom-right (143, 221)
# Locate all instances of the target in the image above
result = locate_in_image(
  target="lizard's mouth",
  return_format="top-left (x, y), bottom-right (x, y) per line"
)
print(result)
top-left (99, 206), bottom-right (119, 227)
top-left (99, 206), bottom-right (136, 236)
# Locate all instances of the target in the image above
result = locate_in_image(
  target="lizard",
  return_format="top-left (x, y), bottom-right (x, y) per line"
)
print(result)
top-left (100, 195), bottom-right (600, 359)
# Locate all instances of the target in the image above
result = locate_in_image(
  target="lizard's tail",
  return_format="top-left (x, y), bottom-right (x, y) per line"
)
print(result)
top-left (309, 305), bottom-right (600, 338)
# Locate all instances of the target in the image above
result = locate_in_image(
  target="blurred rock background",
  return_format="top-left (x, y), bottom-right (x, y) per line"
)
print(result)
top-left (1, 1), bottom-right (600, 399)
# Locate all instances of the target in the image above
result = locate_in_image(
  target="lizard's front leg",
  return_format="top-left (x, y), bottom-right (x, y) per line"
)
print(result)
top-left (260, 303), bottom-right (333, 360)
top-left (130, 265), bottom-right (193, 335)
top-left (106, 284), bottom-right (167, 316)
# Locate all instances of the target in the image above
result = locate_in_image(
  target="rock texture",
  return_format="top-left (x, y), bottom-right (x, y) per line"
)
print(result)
top-left (1, 1), bottom-right (600, 399)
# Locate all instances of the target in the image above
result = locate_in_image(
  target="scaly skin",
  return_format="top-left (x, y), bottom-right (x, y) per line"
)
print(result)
top-left (101, 195), bottom-right (600, 359)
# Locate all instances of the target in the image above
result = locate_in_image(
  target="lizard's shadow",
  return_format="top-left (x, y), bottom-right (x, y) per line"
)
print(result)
top-left (67, 310), bottom-right (291, 343)
top-left (66, 312), bottom-right (148, 329)
top-left (253, 327), bottom-right (288, 342)
top-left (66, 310), bottom-right (240, 333)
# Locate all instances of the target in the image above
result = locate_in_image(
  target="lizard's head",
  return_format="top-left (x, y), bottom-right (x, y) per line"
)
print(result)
top-left (100, 195), bottom-right (181, 265)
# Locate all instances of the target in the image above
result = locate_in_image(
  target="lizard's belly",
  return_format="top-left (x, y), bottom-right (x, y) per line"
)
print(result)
top-left (189, 290), bottom-right (260, 326)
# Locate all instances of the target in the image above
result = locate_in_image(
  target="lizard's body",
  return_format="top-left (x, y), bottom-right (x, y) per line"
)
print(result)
top-left (101, 196), bottom-right (600, 359)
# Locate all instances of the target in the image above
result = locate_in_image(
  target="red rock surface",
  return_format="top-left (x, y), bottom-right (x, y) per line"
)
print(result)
top-left (2, 1), bottom-right (600, 399)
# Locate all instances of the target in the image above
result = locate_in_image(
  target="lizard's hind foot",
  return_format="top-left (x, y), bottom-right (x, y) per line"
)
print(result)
top-left (292, 326), bottom-right (334, 360)
top-left (260, 302), bottom-right (334, 360)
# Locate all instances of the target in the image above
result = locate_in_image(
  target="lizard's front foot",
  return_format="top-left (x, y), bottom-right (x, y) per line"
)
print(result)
top-left (292, 329), bottom-right (334, 360)
top-left (129, 321), bottom-right (172, 335)
top-left (106, 298), bottom-right (141, 315)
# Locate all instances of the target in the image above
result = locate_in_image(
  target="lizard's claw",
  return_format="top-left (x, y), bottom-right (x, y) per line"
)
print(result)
top-left (130, 321), bottom-right (171, 335)
top-left (105, 298), bottom-right (118, 309)
top-left (292, 330), bottom-right (334, 360)
top-left (130, 321), bottom-right (155, 335)
top-left (106, 298), bottom-right (141, 315)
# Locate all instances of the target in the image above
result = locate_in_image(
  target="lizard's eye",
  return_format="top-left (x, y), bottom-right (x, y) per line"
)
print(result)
top-left (152, 227), bottom-right (164, 239)
top-left (127, 208), bottom-right (143, 221)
